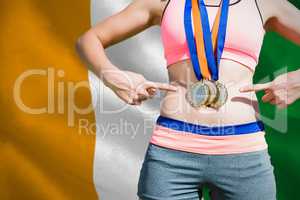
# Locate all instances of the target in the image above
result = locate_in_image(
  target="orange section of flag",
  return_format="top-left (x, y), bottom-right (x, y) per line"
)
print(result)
top-left (0, 0), bottom-right (98, 199)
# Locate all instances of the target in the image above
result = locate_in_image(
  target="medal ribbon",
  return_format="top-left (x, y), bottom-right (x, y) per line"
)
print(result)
top-left (184, 0), bottom-right (229, 81)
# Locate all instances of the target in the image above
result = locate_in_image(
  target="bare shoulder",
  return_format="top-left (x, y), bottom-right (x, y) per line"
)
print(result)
top-left (138, 0), bottom-right (170, 25)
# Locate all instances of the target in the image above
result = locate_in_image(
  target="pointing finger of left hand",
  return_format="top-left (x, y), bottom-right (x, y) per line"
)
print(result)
top-left (240, 82), bottom-right (273, 93)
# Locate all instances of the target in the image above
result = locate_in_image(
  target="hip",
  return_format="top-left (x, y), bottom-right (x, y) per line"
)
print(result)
top-left (150, 115), bottom-right (268, 155)
top-left (138, 143), bottom-right (276, 200)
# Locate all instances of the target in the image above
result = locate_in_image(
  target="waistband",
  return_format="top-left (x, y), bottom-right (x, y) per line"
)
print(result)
top-left (156, 116), bottom-right (265, 136)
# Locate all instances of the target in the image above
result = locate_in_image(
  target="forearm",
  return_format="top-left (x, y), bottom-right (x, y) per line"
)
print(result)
top-left (76, 30), bottom-right (119, 79)
top-left (267, 2), bottom-right (300, 45)
top-left (257, 0), bottom-right (300, 45)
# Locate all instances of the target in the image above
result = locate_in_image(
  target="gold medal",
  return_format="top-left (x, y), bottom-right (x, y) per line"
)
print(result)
top-left (210, 82), bottom-right (228, 109)
top-left (185, 81), bottom-right (210, 107)
top-left (202, 80), bottom-right (218, 106)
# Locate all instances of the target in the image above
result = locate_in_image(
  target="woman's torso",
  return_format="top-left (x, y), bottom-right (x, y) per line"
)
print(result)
top-left (159, 0), bottom-right (265, 126)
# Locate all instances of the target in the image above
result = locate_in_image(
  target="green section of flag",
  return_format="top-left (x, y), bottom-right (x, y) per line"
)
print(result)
top-left (257, 1), bottom-right (300, 199)
top-left (205, 1), bottom-right (300, 199)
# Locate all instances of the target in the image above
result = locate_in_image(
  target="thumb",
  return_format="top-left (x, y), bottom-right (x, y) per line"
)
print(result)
top-left (240, 82), bottom-right (272, 93)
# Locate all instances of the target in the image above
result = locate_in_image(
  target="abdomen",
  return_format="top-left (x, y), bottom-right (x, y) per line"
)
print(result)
top-left (161, 59), bottom-right (260, 126)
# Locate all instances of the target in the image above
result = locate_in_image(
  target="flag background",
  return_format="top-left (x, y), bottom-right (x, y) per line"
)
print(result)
top-left (91, 1), bottom-right (300, 200)
top-left (1, 0), bottom-right (300, 200)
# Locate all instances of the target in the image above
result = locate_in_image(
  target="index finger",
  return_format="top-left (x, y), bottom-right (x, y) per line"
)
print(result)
top-left (240, 82), bottom-right (273, 93)
top-left (144, 81), bottom-right (178, 92)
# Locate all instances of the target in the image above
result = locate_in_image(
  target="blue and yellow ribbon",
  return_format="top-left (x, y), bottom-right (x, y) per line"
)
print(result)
top-left (184, 0), bottom-right (230, 81)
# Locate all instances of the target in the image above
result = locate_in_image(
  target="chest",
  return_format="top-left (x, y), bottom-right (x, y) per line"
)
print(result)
top-left (161, 0), bottom-right (265, 54)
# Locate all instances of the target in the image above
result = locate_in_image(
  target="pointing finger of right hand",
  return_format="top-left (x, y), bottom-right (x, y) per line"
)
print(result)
top-left (144, 81), bottom-right (178, 92)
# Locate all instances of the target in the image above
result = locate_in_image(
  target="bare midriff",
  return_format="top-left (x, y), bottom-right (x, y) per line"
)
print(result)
top-left (160, 58), bottom-right (260, 126)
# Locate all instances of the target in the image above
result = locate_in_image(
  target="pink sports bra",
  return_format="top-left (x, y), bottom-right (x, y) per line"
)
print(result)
top-left (160, 0), bottom-right (266, 71)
